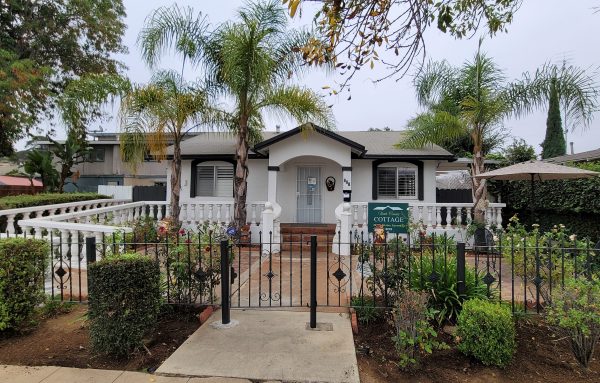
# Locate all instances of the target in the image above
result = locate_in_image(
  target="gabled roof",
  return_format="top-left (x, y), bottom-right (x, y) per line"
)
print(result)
top-left (168, 125), bottom-right (454, 159)
top-left (546, 148), bottom-right (600, 164)
top-left (253, 124), bottom-right (366, 155)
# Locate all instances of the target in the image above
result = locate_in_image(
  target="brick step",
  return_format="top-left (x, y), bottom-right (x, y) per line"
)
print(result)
top-left (279, 224), bottom-right (337, 235)
top-left (280, 234), bottom-right (336, 242)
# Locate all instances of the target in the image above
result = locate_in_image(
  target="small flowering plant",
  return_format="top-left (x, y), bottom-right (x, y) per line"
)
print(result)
top-left (500, 215), bottom-right (597, 304)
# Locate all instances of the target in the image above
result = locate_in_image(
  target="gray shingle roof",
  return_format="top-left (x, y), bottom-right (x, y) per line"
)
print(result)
top-left (172, 129), bottom-right (452, 158)
top-left (545, 148), bottom-right (600, 164)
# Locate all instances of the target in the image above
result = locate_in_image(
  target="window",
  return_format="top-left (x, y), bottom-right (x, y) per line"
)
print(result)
top-left (195, 165), bottom-right (233, 197)
top-left (85, 147), bottom-right (105, 162)
top-left (377, 165), bottom-right (417, 199)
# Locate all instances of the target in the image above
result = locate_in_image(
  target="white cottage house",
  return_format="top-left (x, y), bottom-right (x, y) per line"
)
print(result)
top-left (167, 124), bottom-right (505, 250)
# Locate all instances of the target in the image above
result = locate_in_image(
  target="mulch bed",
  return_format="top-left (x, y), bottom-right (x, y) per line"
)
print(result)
top-left (0, 305), bottom-right (201, 372)
top-left (355, 315), bottom-right (600, 383)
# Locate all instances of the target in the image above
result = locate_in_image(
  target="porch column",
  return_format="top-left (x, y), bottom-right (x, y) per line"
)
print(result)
top-left (342, 166), bottom-right (352, 202)
top-left (267, 166), bottom-right (279, 202)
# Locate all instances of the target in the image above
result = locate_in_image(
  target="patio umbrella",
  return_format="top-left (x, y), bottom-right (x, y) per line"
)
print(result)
top-left (473, 160), bottom-right (599, 220)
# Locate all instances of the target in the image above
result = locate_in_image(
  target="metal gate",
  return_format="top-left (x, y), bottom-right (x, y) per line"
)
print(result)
top-left (296, 167), bottom-right (322, 223)
top-left (132, 185), bottom-right (167, 202)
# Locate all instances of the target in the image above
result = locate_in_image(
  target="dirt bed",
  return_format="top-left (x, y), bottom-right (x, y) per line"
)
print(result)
top-left (355, 316), bottom-right (599, 383)
top-left (0, 305), bottom-right (200, 372)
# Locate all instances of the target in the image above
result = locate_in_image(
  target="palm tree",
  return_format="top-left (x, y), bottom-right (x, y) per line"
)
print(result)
top-left (139, 0), bottom-right (334, 228)
top-left (48, 132), bottom-right (91, 193)
top-left (23, 150), bottom-right (59, 192)
top-left (120, 70), bottom-right (212, 224)
top-left (398, 43), bottom-right (525, 223)
top-left (518, 60), bottom-right (599, 139)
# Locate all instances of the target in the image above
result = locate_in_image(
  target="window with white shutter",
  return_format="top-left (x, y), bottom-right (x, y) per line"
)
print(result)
top-left (377, 164), bottom-right (417, 199)
top-left (196, 165), bottom-right (233, 197)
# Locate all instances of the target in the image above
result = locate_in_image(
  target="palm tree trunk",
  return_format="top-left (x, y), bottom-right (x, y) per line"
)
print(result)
top-left (471, 145), bottom-right (488, 224)
top-left (170, 141), bottom-right (182, 225)
top-left (234, 122), bottom-right (249, 229)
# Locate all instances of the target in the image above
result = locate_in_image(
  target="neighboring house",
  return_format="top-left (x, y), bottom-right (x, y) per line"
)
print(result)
top-left (0, 176), bottom-right (43, 196)
top-left (546, 147), bottom-right (600, 164)
top-left (167, 125), bottom-right (457, 225)
top-left (33, 133), bottom-right (172, 192)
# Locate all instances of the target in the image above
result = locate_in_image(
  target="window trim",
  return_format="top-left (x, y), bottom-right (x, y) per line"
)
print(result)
top-left (372, 159), bottom-right (424, 201)
top-left (190, 158), bottom-right (236, 198)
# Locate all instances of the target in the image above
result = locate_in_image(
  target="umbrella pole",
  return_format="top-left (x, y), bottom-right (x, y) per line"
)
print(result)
top-left (530, 173), bottom-right (536, 224)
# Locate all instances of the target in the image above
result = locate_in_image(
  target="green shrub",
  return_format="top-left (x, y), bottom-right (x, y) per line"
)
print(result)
top-left (351, 296), bottom-right (382, 324)
top-left (457, 298), bottom-right (516, 367)
top-left (407, 252), bottom-right (489, 325)
top-left (0, 238), bottom-right (48, 331)
top-left (39, 296), bottom-right (76, 319)
top-left (0, 192), bottom-right (108, 209)
top-left (88, 252), bottom-right (161, 357)
top-left (547, 278), bottom-right (600, 368)
top-left (392, 289), bottom-right (447, 369)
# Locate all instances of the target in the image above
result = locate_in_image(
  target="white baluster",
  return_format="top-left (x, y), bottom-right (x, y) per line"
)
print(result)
top-left (250, 204), bottom-right (257, 226)
top-left (208, 204), bottom-right (214, 224)
top-left (157, 204), bottom-right (164, 220)
top-left (198, 204), bottom-right (205, 224)
top-left (165, 204), bottom-right (171, 218)
top-left (352, 204), bottom-right (358, 232)
top-left (417, 206), bottom-right (423, 226)
top-left (445, 206), bottom-right (452, 228)
top-left (457, 207), bottom-right (463, 226)
top-left (435, 206), bottom-right (442, 228)
top-left (5, 214), bottom-right (15, 235)
top-left (216, 204), bottom-right (222, 227)
top-left (496, 207), bottom-right (503, 228)
top-left (426, 207), bottom-right (433, 230)
top-left (224, 203), bottom-right (231, 226)
top-left (362, 204), bottom-right (367, 227)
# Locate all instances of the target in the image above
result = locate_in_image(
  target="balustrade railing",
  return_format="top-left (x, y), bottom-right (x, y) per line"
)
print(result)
top-left (0, 199), bottom-right (130, 235)
top-left (334, 201), bottom-right (506, 255)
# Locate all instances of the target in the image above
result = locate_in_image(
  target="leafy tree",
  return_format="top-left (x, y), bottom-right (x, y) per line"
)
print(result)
top-left (47, 132), bottom-right (91, 193)
top-left (23, 150), bottom-right (59, 192)
top-left (541, 78), bottom-right (566, 159)
top-left (284, 0), bottom-right (521, 86)
top-left (398, 42), bottom-right (529, 222)
top-left (504, 138), bottom-right (536, 164)
top-left (140, 1), bottom-right (334, 228)
top-left (0, 0), bottom-right (127, 152)
top-left (120, 71), bottom-right (214, 224)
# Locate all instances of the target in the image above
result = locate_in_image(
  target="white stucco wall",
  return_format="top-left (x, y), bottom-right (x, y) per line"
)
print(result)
top-left (173, 159), bottom-right (268, 204)
top-left (268, 132), bottom-right (352, 167)
top-left (276, 156), bottom-right (343, 223)
top-left (350, 159), bottom-right (438, 203)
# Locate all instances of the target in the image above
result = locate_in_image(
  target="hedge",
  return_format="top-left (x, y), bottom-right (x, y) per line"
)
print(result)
top-left (88, 253), bottom-right (161, 357)
top-left (503, 208), bottom-right (600, 240)
top-left (499, 177), bottom-right (600, 215)
top-left (457, 299), bottom-right (516, 368)
top-left (0, 238), bottom-right (48, 331)
top-left (0, 192), bottom-right (109, 210)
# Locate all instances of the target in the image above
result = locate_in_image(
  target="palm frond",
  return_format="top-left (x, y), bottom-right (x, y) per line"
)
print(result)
top-left (138, 4), bottom-right (209, 68)
top-left (256, 85), bottom-right (334, 130)
top-left (396, 111), bottom-right (467, 149)
top-left (413, 60), bottom-right (458, 107)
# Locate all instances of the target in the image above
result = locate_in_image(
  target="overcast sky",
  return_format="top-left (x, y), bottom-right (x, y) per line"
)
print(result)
top-left (37, 0), bottom-right (600, 154)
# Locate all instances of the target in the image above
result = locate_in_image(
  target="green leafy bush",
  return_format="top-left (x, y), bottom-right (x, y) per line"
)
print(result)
top-left (547, 278), bottom-right (600, 368)
top-left (0, 238), bottom-right (48, 331)
top-left (0, 192), bottom-right (108, 209)
top-left (457, 298), bottom-right (516, 367)
top-left (88, 252), bottom-right (161, 357)
top-left (407, 252), bottom-right (489, 325)
top-left (351, 296), bottom-right (382, 324)
top-left (391, 289), bottom-right (447, 369)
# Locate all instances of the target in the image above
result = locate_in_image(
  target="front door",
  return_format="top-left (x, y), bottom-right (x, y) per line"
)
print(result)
top-left (296, 167), bottom-right (322, 223)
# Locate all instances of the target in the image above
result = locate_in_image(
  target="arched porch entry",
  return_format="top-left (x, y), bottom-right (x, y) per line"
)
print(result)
top-left (275, 155), bottom-right (344, 224)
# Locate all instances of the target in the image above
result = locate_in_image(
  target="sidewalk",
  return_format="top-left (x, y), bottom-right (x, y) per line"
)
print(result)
top-left (0, 365), bottom-right (257, 383)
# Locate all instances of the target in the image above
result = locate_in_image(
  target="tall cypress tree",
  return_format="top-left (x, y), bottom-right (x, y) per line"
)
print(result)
top-left (541, 78), bottom-right (566, 159)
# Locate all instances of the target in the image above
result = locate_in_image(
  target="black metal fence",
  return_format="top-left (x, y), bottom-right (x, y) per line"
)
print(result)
top-left (38, 230), bottom-right (598, 316)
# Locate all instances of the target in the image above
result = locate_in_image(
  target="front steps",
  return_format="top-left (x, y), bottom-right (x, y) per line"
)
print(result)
top-left (279, 224), bottom-right (337, 252)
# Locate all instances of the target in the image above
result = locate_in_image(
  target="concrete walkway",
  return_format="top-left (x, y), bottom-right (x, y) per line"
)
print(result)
top-left (0, 365), bottom-right (256, 383)
top-left (157, 309), bottom-right (360, 383)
